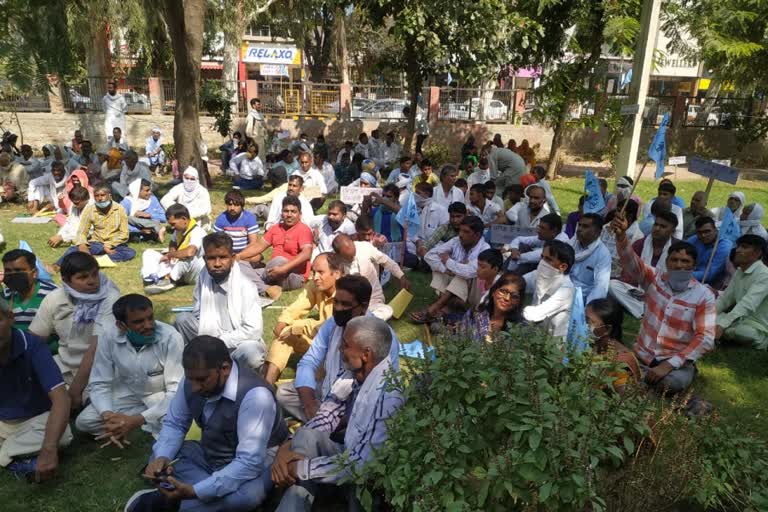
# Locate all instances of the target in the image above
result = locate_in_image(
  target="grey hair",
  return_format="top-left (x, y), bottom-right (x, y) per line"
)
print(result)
top-left (439, 163), bottom-right (459, 178)
top-left (345, 316), bottom-right (392, 363)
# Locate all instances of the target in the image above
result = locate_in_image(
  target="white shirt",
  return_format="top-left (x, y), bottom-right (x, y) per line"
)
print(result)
top-left (312, 162), bottom-right (337, 194)
top-left (350, 241), bottom-right (404, 308)
top-left (508, 232), bottom-right (570, 265)
top-left (432, 185), bottom-right (464, 209)
top-left (642, 199), bottom-right (685, 240)
top-left (380, 142), bottom-right (401, 165)
top-left (106, 137), bottom-right (130, 152)
top-left (353, 143), bottom-right (369, 159)
top-left (505, 203), bottom-right (551, 229)
top-left (416, 200), bottom-right (449, 243)
top-left (229, 153), bottom-right (265, 180)
top-left (469, 200), bottom-right (502, 225)
top-left (265, 192), bottom-right (315, 230)
top-left (58, 204), bottom-right (89, 242)
top-left (336, 149), bottom-right (355, 164)
top-left (522, 274), bottom-right (575, 337)
top-left (16, 156), bottom-right (42, 177)
top-left (537, 179), bottom-right (560, 214)
top-left (424, 237), bottom-right (491, 280)
top-left (311, 216), bottom-right (356, 260)
top-left (292, 167), bottom-right (328, 195)
top-left (466, 168), bottom-right (491, 189)
top-left (89, 321), bottom-right (184, 427)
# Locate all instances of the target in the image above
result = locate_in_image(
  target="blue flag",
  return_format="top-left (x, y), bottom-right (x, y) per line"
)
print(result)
top-left (565, 287), bottom-right (589, 361)
top-left (583, 170), bottom-right (606, 214)
top-left (620, 68), bottom-right (633, 90)
top-left (18, 240), bottom-right (52, 281)
top-left (719, 207), bottom-right (741, 244)
top-left (648, 112), bottom-right (670, 180)
top-left (395, 191), bottom-right (421, 239)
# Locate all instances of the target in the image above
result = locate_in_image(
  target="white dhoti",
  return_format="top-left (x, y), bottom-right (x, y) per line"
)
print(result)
top-left (608, 280), bottom-right (646, 319)
top-left (27, 175), bottom-right (58, 204)
top-left (75, 388), bottom-right (166, 438)
top-left (430, 272), bottom-right (470, 302)
top-left (141, 250), bottom-right (204, 286)
top-left (0, 413), bottom-right (73, 467)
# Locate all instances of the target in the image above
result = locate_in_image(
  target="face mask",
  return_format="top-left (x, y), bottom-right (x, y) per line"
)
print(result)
top-left (95, 200), bottom-right (111, 209)
top-left (333, 307), bottom-right (356, 327)
top-left (183, 179), bottom-right (197, 192)
top-left (3, 272), bottom-right (31, 293)
top-left (667, 269), bottom-right (693, 292)
top-left (414, 194), bottom-right (429, 209)
top-left (126, 325), bottom-right (156, 348)
top-left (535, 260), bottom-right (561, 298)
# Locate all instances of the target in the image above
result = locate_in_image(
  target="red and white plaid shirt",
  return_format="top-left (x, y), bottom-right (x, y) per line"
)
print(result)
top-left (618, 237), bottom-right (715, 368)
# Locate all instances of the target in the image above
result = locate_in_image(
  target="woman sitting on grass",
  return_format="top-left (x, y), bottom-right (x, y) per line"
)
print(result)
top-left (585, 297), bottom-right (641, 393)
top-left (459, 272), bottom-right (526, 342)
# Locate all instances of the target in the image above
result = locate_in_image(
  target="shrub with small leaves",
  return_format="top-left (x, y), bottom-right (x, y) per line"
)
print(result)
top-left (354, 325), bottom-right (653, 511)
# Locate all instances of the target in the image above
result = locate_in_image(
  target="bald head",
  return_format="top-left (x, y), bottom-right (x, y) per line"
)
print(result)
top-left (332, 234), bottom-right (356, 262)
top-left (690, 191), bottom-right (707, 213)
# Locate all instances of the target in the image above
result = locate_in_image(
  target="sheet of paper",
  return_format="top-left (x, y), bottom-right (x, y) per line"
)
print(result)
top-left (94, 255), bottom-right (116, 268)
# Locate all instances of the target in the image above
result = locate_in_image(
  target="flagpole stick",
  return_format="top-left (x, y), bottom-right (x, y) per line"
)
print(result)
top-left (619, 159), bottom-right (650, 217)
top-left (701, 234), bottom-right (721, 285)
top-left (401, 217), bottom-right (408, 267)
top-left (703, 177), bottom-right (715, 204)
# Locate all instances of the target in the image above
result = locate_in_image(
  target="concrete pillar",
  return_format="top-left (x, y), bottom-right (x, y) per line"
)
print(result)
top-left (615, 0), bottom-right (663, 179)
top-left (46, 75), bottom-right (64, 114)
top-left (246, 80), bottom-right (258, 105)
top-left (148, 77), bottom-right (163, 116)
top-left (340, 83), bottom-right (351, 118)
top-left (428, 86), bottom-right (440, 122)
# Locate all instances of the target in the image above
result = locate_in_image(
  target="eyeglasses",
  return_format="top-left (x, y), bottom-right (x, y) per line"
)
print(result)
top-left (495, 289), bottom-right (520, 300)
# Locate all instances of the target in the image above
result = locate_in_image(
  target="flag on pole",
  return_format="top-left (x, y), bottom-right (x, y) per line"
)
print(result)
top-left (396, 191), bottom-right (421, 239)
top-left (446, 71), bottom-right (453, 86)
top-left (582, 170), bottom-right (606, 214)
top-left (620, 69), bottom-right (633, 90)
top-left (719, 207), bottom-right (741, 244)
top-left (648, 112), bottom-right (670, 180)
top-left (564, 287), bottom-right (589, 359)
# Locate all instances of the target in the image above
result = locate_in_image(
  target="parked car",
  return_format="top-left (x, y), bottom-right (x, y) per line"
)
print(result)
top-left (329, 97), bottom-right (375, 116)
top-left (444, 98), bottom-right (508, 120)
top-left (67, 88), bottom-right (150, 113)
top-left (358, 98), bottom-right (410, 119)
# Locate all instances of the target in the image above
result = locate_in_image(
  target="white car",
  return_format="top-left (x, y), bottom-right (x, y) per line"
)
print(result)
top-left (443, 98), bottom-right (508, 120)
top-left (358, 99), bottom-right (410, 119)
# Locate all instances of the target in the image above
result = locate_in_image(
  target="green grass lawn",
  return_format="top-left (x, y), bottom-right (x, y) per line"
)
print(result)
top-left (0, 175), bottom-right (766, 511)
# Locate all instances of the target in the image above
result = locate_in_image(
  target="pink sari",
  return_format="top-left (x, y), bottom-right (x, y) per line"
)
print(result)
top-left (55, 169), bottom-right (93, 226)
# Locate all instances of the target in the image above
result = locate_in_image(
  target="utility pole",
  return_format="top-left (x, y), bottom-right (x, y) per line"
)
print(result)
top-left (615, 0), bottom-right (663, 179)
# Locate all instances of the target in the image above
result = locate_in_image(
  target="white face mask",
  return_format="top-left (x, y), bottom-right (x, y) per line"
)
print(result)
top-left (413, 194), bottom-right (429, 210)
top-left (183, 178), bottom-right (197, 192)
top-left (535, 260), bottom-right (561, 298)
top-left (667, 269), bottom-right (692, 292)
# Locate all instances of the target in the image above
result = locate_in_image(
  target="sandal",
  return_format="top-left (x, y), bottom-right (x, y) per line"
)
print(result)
top-left (410, 310), bottom-right (438, 324)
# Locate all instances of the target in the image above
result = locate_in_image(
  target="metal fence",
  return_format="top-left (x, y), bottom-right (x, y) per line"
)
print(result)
top-left (0, 82), bottom-right (50, 112)
top-left (349, 85), bottom-right (432, 120)
top-left (60, 77), bottom-right (152, 114)
top-left (438, 88), bottom-right (516, 122)
top-left (160, 79), bottom-right (247, 115)
top-left (683, 97), bottom-right (756, 128)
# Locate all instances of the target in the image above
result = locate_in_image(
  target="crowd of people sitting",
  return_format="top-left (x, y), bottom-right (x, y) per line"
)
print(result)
top-left (0, 111), bottom-right (767, 511)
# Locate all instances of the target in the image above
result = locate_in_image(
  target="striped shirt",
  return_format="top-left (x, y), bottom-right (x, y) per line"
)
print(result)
top-left (214, 211), bottom-right (259, 253)
top-left (295, 378), bottom-right (404, 483)
top-left (75, 201), bottom-right (130, 248)
top-left (618, 236), bottom-right (715, 368)
top-left (2, 280), bottom-right (58, 331)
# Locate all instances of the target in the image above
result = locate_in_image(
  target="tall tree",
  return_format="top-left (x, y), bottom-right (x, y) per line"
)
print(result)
top-left (528, 0), bottom-right (642, 177)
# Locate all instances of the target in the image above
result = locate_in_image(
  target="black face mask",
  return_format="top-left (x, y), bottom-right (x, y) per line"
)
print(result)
top-left (3, 272), bottom-right (31, 293)
top-left (333, 308), bottom-right (356, 327)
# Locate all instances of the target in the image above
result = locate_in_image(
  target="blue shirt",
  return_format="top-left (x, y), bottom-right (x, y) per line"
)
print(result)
top-left (672, 196), bottom-right (685, 209)
top-left (0, 329), bottom-right (65, 420)
top-left (570, 240), bottom-right (612, 305)
top-left (151, 362), bottom-right (276, 501)
top-left (120, 195), bottom-right (167, 233)
top-left (295, 315), bottom-right (401, 393)
top-left (213, 211), bottom-right (259, 253)
top-left (687, 235), bottom-right (733, 285)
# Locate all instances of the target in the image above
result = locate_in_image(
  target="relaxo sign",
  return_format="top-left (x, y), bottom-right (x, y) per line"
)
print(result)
top-left (241, 45), bottom-right (302, 65)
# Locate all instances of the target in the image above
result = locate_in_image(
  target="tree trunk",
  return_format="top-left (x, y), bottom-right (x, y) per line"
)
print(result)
top-left (86, 25), bottom-right (111, 104)
top-left (336, 8), bottom-right (350, 85)
top-left (546, 105), bottom-right (569, 178)
top-left (162, 0), bottom-right (206, 185)
top-left (403, 41), bottom-right (420, 155)
top-left (222, 0), bottom-right (244, 109)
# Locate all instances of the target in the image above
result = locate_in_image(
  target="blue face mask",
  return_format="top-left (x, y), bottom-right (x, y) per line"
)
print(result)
top-left (126, 324), bottom-right (156, 348)
top-left (95, 200), bottom-right (111, 209)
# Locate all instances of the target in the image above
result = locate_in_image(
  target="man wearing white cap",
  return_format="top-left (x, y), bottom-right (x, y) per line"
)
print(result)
top-left (145, 128), bottom-right (165, 174)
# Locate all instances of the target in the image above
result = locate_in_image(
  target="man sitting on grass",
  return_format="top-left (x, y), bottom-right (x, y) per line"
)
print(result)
top-left (141, 204), bottom-right (206, 295)
top-left (522, 241), bottom-right (576, 338)
top-left (263, 253), bottom-right (346, 386)
top-left (48, 186), bottom-right (91, 249)
top-left (125, 335), bottom-right (287, 512)
top-left (272, 316), bottom-right (404, 511)
top-left (612, 211), bottom-right (715, 395)
top-left (58, 184), bottom-right (135, 264)
top-left (238, 195), bottom-right (314, 301)
top-left (715, 234), bottom-right (768, 350)
top-left (504, 184), bottom-right (550, 228)
top-left (411, 215), bottom-right (489, 323)
top-left (30, 252), bottom-right (121, 411)
top-left (2, 249), bottom-right (57, 332)
top-left (120, 179), bottom-right (167, 242)
top-left (174, 233), bottom-right (266, 371)
top-left (264, 174), bottom-right (315, 230)
top-left (75, 294), bottom-right (183, 440)
top-left (213, 189), bottom-right (259, 254)
top-left (0, 300), bottom-right (72, 482)
top-left (504, 212), bottom-right (568, 275)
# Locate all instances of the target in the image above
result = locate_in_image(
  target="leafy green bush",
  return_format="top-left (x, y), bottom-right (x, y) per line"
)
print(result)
top-left (355, 326), bottom-right (653, 511)
top-left (200, 81), bottom-right (235, 137)
top-left (354, 326), bottom-right (768, 511)
top-left (422, 142), bottom-right (455, 167)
